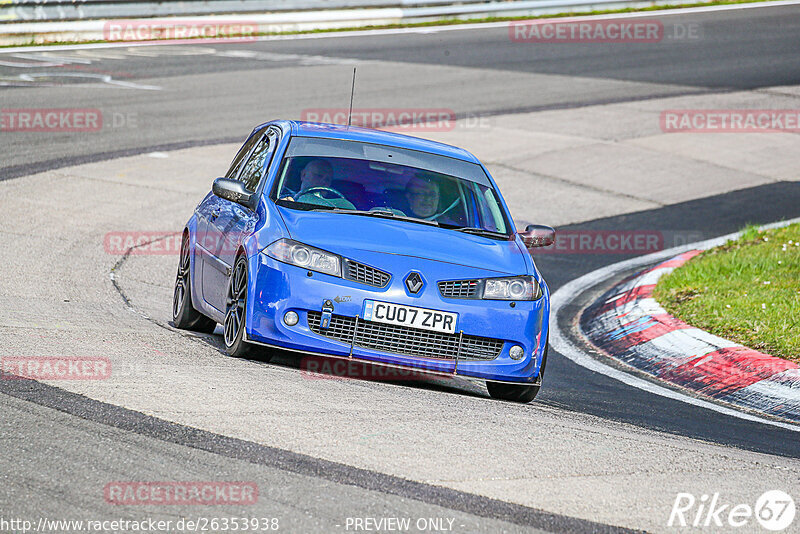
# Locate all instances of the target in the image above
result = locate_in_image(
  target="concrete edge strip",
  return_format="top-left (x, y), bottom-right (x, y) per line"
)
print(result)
top-left (0, 378), bottom-right (635, 534)
top-left (549, 217), bottom-right (800, 433)
top-left (581, 252), bottom-right (800, 421)
top-left (2, 0), bottom-right (799, 49)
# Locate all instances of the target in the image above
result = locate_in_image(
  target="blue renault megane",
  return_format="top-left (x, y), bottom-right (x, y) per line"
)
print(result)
top-left (172, 120), bottom-right (555, 402)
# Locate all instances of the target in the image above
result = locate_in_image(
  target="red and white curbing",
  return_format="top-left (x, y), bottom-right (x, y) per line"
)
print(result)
top-left (581, 250), bottom-right (800, 422)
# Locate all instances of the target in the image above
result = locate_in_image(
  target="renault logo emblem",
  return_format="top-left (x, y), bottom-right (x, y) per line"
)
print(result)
top-left (406, 273), bottom-right (425, 294)
top-left (405, 272), bottom-right (424, 294)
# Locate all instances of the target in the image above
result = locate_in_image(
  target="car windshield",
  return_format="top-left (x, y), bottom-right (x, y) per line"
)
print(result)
top-left (271, 138), bottom-right (510, 236)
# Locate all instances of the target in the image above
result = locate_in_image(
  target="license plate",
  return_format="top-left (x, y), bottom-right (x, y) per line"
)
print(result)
top-left (362, 300), bottom-right (457, 334)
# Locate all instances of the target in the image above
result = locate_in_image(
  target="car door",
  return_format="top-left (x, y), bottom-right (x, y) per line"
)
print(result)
top-left (202, 128), bottom-right (278, 312)
top-left (196, 129), bottom-right (264, 311)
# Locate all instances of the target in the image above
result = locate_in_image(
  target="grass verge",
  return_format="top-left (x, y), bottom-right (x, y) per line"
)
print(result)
top-left (653, 223), bottom-right (800, 363)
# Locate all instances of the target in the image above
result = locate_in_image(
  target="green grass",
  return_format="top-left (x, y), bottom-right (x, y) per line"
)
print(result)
top-left (0, 0), bottom-right (782, 48)
top-left (653, 223), bottom-right (800, 363)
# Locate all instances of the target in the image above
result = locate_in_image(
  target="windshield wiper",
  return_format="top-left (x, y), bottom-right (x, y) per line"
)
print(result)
top-left (312, 208), bottom-right (440, 227)
top-left (449, 226), bottom-right (510, 239)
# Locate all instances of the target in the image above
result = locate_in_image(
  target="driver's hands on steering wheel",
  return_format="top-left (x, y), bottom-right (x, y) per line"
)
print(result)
top-left (291, 186), bottom-right (356, 210)
top-left (294, 186), bottom-right (347, 201)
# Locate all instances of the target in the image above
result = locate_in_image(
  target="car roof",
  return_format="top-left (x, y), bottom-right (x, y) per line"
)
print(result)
top-left (274, 121), bottom-right (481, 164)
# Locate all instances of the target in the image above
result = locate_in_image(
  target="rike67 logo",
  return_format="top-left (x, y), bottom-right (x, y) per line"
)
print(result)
top-left (669, 490), bottom-right (795, 531)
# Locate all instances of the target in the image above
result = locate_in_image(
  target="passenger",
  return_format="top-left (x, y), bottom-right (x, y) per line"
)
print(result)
top-left (405, 175), bottom-right (441, 219)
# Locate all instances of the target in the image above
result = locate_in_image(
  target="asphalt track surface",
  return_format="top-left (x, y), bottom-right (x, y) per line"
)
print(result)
top-left (1, 4), bottom-right (800, 533)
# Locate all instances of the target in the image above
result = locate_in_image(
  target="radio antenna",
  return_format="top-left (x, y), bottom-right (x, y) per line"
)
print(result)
top-left (347, 67), bottom-right (356, 127)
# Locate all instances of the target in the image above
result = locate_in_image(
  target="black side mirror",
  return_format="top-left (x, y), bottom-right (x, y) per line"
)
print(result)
top-left (518, 224), bottom-right (555, 248)
top-left (212, 178), bottom-right (254, 208)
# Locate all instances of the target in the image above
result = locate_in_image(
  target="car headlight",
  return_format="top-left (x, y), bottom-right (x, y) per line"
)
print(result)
top-left (481, 276), bottom-right (541, 300)
top-left (264, 239), bottom-right (341, 277)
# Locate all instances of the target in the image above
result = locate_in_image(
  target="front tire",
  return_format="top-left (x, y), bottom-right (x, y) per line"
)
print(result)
top-left (173, 232), bottom-right (216, 334)
top-left (223, 255), bottom-right (256, 358)
top-left (487, 341), bottom-right (548, 403)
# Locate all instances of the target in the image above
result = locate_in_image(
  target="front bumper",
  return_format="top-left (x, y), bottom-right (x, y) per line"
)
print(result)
top-left (246, 253), bottom-right (549, 383)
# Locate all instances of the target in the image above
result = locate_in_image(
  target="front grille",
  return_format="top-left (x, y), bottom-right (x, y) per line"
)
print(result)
top-left (307, 311), bottom-right (502, 361)
top-left (438, 280), bottom-right (479, 298)
top-left (343, 260), bottom-right (391, 288)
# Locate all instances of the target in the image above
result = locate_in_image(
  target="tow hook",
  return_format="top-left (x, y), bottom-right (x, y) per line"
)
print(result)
top-left (320, 300), bottom-right (334, 330)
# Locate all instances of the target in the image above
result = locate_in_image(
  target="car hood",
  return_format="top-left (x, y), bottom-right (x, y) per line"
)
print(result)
top-left (277, 207), bottom-right (527, 275)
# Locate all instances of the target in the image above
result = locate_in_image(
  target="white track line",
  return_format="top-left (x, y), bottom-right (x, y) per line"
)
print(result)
top-left (1, 0), bottom-right (799, 54)
top-left (549, 217), bottom-right (800, 432)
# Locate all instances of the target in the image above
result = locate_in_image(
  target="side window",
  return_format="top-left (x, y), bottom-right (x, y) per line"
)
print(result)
top-left (239, 134), bottom-right (274, 192)
top-left (479, 186), bottom-right (507, 234)
top-left (225, 131), bottom-right (263, 180)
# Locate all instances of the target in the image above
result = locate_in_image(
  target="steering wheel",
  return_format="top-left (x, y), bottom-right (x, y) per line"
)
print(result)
top-left (426, 197), bottom-right (460, 221)
top-left (295, 186), bottom-right (347, 202)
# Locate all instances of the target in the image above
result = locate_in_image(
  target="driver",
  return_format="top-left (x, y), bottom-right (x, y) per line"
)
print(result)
top-left (299, 159), bottom-right (334, 192)
top-left (288, 159), bottom-right (354, 209)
